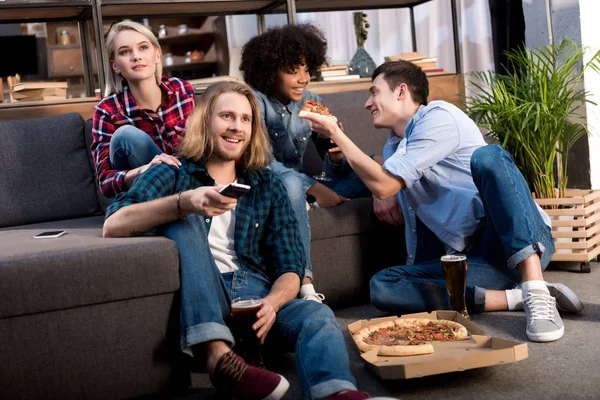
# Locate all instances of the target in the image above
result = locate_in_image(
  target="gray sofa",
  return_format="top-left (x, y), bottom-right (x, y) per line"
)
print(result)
top-left (0, 90), bottom-right (405, 399)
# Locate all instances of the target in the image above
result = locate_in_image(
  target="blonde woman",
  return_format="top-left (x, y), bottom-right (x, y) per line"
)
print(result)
top-left (91, 19), bottom-right (195, 198)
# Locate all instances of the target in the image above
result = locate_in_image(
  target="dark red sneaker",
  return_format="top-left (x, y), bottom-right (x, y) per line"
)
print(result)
top-left (210, 351), bottom-right (289, 400)
top-left (321, 390), bottom-right (370, 400)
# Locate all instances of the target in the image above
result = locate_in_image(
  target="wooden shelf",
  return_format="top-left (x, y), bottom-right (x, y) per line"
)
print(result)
top-left (0, 0), bottom-right (91, 22)
top-left (99, 0), bottom-right (277, 17)
top-left (272, 0), bottom-right (432, 13)
top-left (163, 59), bottom-right (217, 71)
top-left (309, 73), bottom-right (465, 108)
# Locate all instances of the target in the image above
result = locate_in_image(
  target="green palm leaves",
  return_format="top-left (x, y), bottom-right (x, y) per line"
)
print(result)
top-left (467, 40), bottom-right (600, 199)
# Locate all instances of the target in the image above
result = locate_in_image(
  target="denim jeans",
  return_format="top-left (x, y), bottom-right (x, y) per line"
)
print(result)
top-left (268, 163), bottom-right (313, 280)
top-left (161, 215), bottom-right (356, 399)
top-left (370, 145), bottom-right (554, 314)
top-left (109, 125), bottom-right (163, 170)
top-left (323, 168), bottom-right (370, 199)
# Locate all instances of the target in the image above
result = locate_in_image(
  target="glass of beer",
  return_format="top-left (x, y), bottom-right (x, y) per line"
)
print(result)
top-left (231, 296), bottom-right (264, 368)
top-left (440, 254), bottom-right (470, 319)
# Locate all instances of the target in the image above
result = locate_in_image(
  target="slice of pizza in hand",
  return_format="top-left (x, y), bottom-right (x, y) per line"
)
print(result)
top-left (299, 100), bottom-right (338, 122)
top-left (352, 318), bottom-right (470, 357)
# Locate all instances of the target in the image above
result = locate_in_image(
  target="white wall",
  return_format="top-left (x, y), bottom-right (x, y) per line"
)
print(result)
top-left (225, 0), bottom-right (494, 79)
top-left (579, 0), bottom-right (600, 189)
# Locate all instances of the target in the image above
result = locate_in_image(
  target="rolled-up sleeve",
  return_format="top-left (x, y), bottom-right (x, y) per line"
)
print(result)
top-left (383, 108), bottom-right (460, 189)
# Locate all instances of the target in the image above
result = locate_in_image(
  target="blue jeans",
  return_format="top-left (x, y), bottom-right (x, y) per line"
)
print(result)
top-left (161, 215), bottom-right (356, 399)
top-left (370, 145), bottom-right (554, 314)
top-left (109, 125), bottom-right (162, 170)
top-left (269, 165), bottom-right (313, 280)
top-left (323, 169), bottom-right (370, 199)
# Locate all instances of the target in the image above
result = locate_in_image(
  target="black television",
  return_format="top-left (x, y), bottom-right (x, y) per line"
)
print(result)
top-left (0, 35), bottom-right (39, 76)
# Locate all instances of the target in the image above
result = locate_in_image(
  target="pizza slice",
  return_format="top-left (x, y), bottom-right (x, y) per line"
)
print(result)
top-left (298, 100), bottom-right (338, 122)
top-left (352, 318), bottom-right (470, 356)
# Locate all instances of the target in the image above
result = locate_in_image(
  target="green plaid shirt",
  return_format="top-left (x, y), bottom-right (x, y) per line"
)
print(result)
top-left (106, 158), bottom-right (305, 282)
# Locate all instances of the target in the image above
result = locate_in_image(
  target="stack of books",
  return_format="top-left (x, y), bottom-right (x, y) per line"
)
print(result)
top-left (384, 52), bottom-right (446, 76)
top-left (317, 64), bottom-right (360, 82)
top-left (188, 75), bottom-right (239, 94)
top-left (10, 81), bottom-right (68, 102)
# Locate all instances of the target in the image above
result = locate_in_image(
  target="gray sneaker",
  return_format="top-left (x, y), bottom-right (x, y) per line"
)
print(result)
top-left (523, 289), bottom-right (564, 342)
top-left (546, 282), bottom-right (584, 313)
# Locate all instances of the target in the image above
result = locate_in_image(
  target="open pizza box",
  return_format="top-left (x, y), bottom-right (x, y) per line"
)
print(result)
top-left (348, 311), bottom-right (528, 379)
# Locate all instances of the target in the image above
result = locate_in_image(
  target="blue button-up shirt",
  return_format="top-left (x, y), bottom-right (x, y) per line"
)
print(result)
top-left (105, 159), bottom-right (305, 282)
top-left (383, 101), bottom-right (487, 263)
top-left (253, 89), bottom-right (324, 192)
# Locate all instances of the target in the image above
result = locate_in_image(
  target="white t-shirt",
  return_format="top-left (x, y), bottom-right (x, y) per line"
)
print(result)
top-left (208, 209), bottom-right (241, 273)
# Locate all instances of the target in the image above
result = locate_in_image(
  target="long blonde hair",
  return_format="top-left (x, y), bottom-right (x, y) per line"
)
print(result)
top-left (179, 82), bottom-right (271, 171)
top-left (103, 20), bottom-right (163, 97)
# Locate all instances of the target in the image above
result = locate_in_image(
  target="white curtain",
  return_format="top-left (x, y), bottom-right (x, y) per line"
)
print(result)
top-left (227, 0), bottom-right (494, 79)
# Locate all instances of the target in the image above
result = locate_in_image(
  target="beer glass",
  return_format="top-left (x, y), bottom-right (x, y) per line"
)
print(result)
top-left (231, 296), bottom-right (264, 368)
top-left (440, 254), bottom-right (470, 319)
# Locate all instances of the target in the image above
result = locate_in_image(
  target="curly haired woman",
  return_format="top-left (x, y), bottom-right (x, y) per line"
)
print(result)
top-left (240, 24), bottom-right (369, 303)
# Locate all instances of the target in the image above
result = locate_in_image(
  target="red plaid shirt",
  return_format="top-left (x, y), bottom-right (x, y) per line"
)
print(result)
top-left (91, 76), bottom-right (195, 197)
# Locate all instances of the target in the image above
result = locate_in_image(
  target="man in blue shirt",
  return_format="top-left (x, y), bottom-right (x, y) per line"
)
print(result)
top-left (103, 82), bottom-right (365, 400)
top-left (302, 61), bottom-right (583, 343)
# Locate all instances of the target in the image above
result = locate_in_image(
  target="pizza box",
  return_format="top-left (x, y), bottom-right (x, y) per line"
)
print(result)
top-left (348, 311), bottom-right (528, 379)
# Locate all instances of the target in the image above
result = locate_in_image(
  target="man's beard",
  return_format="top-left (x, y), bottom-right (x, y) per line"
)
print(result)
top-left (212, 136), bottom-right (249, 162)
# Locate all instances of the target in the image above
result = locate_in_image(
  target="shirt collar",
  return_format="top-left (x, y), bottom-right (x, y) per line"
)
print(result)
top-left (121, 76), bottom-right (174, 116)
top-left (182, 158), bottom-right (260, 186)
top-left (266, 93), bottom-right (304, 115)
top-left (404, 104), bottom-right (427, 140)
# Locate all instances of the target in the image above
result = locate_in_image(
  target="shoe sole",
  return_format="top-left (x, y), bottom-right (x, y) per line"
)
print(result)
top-left (527, 325), bottom-right (565, 342)
top-left (264, 375), bottom-right (289, 400)
top-left (547, 283), bottom-right (584, 313)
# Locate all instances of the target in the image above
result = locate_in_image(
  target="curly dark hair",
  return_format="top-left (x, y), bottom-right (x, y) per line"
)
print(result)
top-left (240, 24), bottom-right (327, 95)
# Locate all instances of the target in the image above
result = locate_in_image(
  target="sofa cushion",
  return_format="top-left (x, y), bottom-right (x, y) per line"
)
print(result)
top-left (84, 118), bottom-right (112, 212)
top-left (0, 216), bottom-right (180, 319)
top-left (0, 113), bottom-right (100, 228)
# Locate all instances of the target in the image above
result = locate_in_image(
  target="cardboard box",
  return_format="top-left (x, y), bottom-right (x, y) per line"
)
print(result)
top-left (348, 311), bottom-right (528, 379)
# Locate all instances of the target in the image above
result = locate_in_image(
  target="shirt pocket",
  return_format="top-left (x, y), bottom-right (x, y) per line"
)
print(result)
top-left (270, 130), bottom-right (290, 161)
top-left (293, 133), bottom-right (310, 160)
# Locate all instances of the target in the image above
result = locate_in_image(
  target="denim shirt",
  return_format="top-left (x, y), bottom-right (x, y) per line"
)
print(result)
top-left (253, 89), bottom-right (323, 191)
top-left (383, 101), bottom-right (487, 263)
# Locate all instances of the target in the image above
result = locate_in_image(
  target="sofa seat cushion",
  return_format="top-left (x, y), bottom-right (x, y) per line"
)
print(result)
top-left (0, 216), bottom-right (179, 319)
top-left (0, 113), bottom-right (100, 228)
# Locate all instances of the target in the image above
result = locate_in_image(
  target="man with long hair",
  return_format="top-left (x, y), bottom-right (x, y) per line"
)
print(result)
top-left (103, 82), bottom-right (365, 400)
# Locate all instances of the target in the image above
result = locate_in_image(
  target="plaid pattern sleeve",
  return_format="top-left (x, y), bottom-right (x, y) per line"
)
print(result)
top-left (105, 163), bottom-right (180, 220)
top-left (91, 105), bottom-right (128, 197)
top-left (260, 171), bottom-right (306, 281)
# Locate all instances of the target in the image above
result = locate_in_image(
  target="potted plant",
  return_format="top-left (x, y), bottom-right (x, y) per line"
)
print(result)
top-left (467, 39), bottom-right (600, 271)
top-left (467, 39), bottom-right (600, 199)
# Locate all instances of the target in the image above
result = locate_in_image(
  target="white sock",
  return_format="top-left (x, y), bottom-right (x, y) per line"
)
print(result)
top-left (505, 289), bottom-right (524, 310)
top-left (521, 280), bottom-right (549, 301)
top-left (299, 283), bottom-right (316, 298)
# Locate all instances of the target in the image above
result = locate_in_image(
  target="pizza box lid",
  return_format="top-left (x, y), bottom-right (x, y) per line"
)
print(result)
top-left (348, 311), bottom-right (528, 379)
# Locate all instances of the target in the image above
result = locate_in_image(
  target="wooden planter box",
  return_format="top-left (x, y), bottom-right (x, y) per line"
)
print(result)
top-left (534, 189), bottom-right (600, 271)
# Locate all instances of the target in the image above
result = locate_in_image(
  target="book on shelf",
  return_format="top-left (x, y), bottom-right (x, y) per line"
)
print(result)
top-left (414, 61), bottom-right (438, 70)
top-left (423, 68), bottom-right (447, 76)
top-left (384, 51), bottom-right (427, 62)
top-left (11, 81), bottom-right (68, 92)
top-left (11, 95), bottom-right (67, 102)
top-left (188, 75), bottom-right (239, 93)
top-left (319, 64), bottom-right (348, 77)
top-left (11, 87), bottom-right (67, 99)
top-left (321, 74), bottom-right (361, 82)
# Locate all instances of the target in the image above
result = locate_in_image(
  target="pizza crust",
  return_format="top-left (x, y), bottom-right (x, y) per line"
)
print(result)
top-left (298, 109), bottom-right (338, 122)
top-left (352, 318), bottom-right (469, 357)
